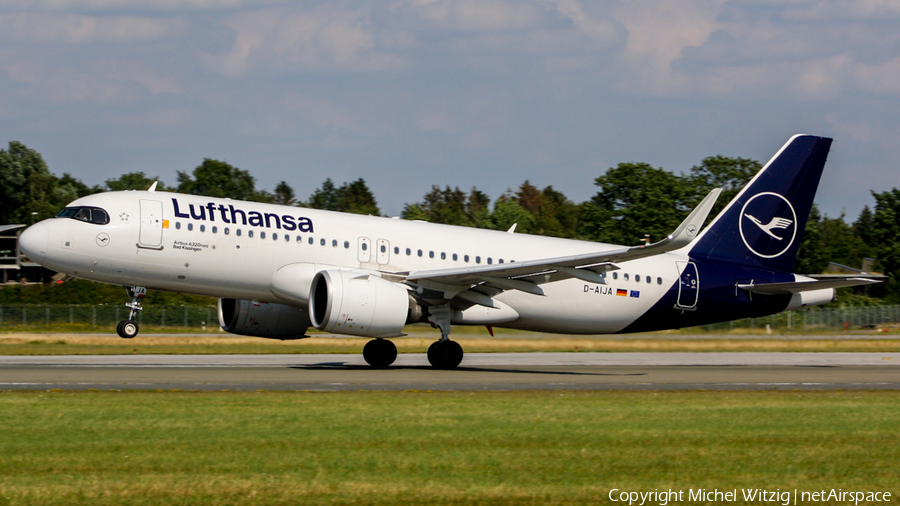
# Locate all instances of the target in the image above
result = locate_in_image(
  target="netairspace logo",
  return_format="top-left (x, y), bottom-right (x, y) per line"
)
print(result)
top-left (607, 488), bottom-right (892, 505)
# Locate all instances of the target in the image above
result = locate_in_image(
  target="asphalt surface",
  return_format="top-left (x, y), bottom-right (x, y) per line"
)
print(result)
top-left (1, 352), bottom-right (898, 391)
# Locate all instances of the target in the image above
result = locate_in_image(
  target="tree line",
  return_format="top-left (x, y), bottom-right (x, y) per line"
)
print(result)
top-left (2, 140), bottom-right (897, 302)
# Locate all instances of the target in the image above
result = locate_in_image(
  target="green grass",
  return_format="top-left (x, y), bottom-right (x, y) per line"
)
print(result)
top-left (0, 391), bottom-right (897, 505)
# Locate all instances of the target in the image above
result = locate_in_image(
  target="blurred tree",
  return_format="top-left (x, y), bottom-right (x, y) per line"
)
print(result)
top-left (870, 188), bottom-right (900, 301)
top-left (273, 181), bottom-right (296, 206)
top-left (401, 186), bottom-right (487, 226)
top-left (687, 155), bottom-right (761, 216)
top-left (578, 162), bottom-right (688, 246)
top-left (105, 172), bottom-right (167, 192)
top-left (177, 159), bottom-right (262, 201)
top-left (306, 178), bottom-right (380, 215)
top-left (489, 196), bottom-right (536, 233)
top-left (0, 142), bottom-right (97, 223)
top-left (793, 205), bottom-right (824, 274)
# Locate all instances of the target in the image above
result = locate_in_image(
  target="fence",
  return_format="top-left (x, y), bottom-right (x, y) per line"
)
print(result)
top-left (0, 304), bottom-right (897, 333)
top-left (0, 304), bottom-right (219, 331)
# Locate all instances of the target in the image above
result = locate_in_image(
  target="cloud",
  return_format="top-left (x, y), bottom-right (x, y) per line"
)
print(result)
top-left (203, 5), bottom-right (405, 76)
top-left (0, 12), bottom-right (186, 43)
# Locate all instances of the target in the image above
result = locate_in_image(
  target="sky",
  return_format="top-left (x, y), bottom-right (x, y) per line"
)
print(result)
top-left (1, 0), bottom-right (898, 220)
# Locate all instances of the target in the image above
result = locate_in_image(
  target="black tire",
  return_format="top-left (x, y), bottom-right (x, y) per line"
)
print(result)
top-left (363, 339), bottom-right (397, 368)
top-left (117, 320), bottom-right (139, 339)
top-left (427, 340), bottom-right (464, 369)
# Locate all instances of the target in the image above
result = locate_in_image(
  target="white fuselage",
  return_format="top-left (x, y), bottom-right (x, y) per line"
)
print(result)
top-left (25, 191), bottom-right (687, 334)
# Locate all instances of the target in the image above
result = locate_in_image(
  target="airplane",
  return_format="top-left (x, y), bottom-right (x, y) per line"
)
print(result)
top-left (16, 135), bottom-right (884, 369)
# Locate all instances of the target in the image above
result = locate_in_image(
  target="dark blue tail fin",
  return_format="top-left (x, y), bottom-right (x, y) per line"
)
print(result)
top-left (689, 134), bottom-right (832, 273)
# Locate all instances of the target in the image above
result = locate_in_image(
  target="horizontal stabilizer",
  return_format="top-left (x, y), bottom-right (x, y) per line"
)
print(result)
top-left (738, 276), bottom-right (884, 295)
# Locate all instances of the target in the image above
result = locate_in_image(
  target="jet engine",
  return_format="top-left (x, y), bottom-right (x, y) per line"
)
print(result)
top-left (309, 269), bottom-right (415, 337)
top-left (218, 298), bottom-right (309, 339)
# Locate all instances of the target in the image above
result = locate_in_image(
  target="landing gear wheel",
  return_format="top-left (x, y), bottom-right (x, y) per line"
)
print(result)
top-left (116, 320), bottom-right (139, 339)
top-left (427, 340), bottom-right (463, 369)
top-left (363, 339), bottom-right (397, 368)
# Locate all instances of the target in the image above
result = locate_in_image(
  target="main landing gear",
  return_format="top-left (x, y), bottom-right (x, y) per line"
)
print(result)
top-left (116, 286), bottom-right (146, 339)
top-left (363, 338), bottom-right (398, 368)
top-left (426, 304), bottom-right (464, 369)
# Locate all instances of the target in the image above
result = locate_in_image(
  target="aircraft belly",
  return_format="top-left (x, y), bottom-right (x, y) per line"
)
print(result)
top-left (495, 278), bottom-right (663, 334)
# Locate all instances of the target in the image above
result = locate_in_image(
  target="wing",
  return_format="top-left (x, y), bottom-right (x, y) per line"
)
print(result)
top-left (401, 188), bottom-right (721, 307)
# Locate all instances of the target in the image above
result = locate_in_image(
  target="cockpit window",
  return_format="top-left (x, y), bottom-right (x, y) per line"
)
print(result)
top-left (56, 206), bottom-right (110, 225)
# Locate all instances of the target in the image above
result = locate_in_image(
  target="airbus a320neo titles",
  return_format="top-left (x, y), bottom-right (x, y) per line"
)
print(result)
top-left (17, 135), bottom-right (884, 368)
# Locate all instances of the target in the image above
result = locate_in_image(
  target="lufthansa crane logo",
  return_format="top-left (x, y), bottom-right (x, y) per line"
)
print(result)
top-left (738, 192), bottom-right (797, 258)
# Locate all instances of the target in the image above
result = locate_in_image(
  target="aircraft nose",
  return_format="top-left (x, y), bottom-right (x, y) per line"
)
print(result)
top-left (18, 223), bottom-right (48, 263)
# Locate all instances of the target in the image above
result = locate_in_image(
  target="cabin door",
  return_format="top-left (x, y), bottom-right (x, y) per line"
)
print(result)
top-left (138, 200), bottom-right (164, 249)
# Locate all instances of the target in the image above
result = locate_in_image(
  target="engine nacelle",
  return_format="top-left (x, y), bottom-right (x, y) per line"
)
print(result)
top-left (218, 298), bottom-right (309, 340)
top-left (785, 288), bottom-right (836, 311)
top-left (309, 269), bottom-right (412, 337)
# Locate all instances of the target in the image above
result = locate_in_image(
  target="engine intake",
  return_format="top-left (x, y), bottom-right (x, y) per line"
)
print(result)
top-left (218, 298), bottom-right (309, 340)
top-left (309, 270), bottom-right (413, 337)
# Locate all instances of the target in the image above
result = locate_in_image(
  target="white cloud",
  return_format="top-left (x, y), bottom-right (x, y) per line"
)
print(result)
top-left (0, 13), bottom-right (185, 43)
top-left (204, 6), bottom-right (404, 76)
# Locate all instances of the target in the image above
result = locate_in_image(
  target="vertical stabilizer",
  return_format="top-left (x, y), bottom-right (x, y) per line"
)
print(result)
top-left (689, 135), bottom-right (832, 273)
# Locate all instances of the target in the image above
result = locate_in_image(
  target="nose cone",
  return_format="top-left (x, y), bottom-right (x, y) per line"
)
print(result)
top-left (18, 223), bottom-right (48, 263)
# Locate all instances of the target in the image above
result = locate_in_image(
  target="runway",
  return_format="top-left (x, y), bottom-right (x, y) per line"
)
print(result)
top-left (1, 352), bottom-right (898, 391)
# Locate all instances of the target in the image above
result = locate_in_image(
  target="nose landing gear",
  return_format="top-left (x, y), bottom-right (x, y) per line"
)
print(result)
top-left (116, 286), bottom-right (146, 339)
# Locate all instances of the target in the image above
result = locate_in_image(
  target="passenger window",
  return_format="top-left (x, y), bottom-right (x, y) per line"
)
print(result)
top-left (612, 272), bottom-right (617, 279)
top-left (309, 237), bottom-right (314, 245)
top-left (657, 277), bottom-right (663, 285)
top-left (187, 223), bottom-right (193, 231)
top-left (635, 275), bottom-right (640, 282)
top-left (320, 238), bottom-right (326, 246)
top-left (475, 256), bottom-right (481, 264)
top-left (273, 233), bottom-right (278, 240)
top-left (487, 258), bottom-right (492, 265)
top-left (417, 249), bottom-right (423, 257)
top-left (345, 241), bottom-right (350, 249)
top-left (441, 252), bottom-right (446, 260)
top-left (224, 227), bottom-right (229, 235)
top-left (332, 240), bottom-right (337, 247)
top-left (176, 222), bottom-right (181, 230)
top-left (248, 230), bottom-right (253, 238)
top-left (429, 251), bottom-right (434, 258)
top-left (394, 247), bottom-right (399, 254)
top-left (406, 248), bottom-right (411, 255)
top-left (260, 232), bottom-right (266, 239)
top-left (381, 245), bottom-right (387, 253)
top-left (285, 234), bottom-right (289, 242)
top-left (236, 229), bottom-right (241, 237)
top-left (212, 226), bottom-right (217, 234)
top-left (200, 225), bottom-right (205, 232)
top-left (499, 259), bottom-right (504, 264)
top-left (452, 253), bottom-right (458, 261)
top-left (464, 255), bottom-right (469, 262)
top-left (362, 242), bottom-right (368, 251)
top-left (624, 273), bottom-right (629, 281)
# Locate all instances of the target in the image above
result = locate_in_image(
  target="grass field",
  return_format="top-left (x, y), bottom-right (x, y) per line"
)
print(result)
top-left (2, 331), bottom-right (900, 355)
top-left (0, 390), bottom-right (897, 505)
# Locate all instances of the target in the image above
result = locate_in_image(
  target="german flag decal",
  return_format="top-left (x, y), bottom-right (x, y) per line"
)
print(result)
top-left (616, 289), bottom-right (627, 296)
